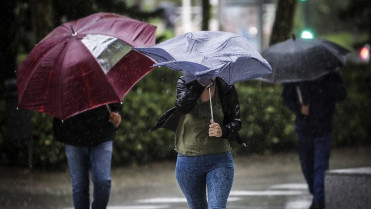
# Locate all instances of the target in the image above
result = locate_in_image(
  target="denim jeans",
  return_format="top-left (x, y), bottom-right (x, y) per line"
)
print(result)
top-left (175, 152), bottom-right (234, 209)
top-left (65, 141), bottom-right (113, 209)
top-left (296, 132), bottom-right (332, 205)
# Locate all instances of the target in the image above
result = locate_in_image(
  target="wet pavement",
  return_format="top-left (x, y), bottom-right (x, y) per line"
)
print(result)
top-left (0, 146), bottom-right (370, 209)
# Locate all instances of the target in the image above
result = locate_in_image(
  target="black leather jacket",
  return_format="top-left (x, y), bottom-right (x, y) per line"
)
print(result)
top-left (151, 76), bottom-right (243, 144)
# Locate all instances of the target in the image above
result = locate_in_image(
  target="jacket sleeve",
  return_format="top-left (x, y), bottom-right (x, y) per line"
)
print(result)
top-left (175, 76), bottom-right (205, 114)
top-left (108, 103), bottom-right (123, 113)
top-left (221, 84), bottom-right (242, 139)
top-left (281, 83), bottom-right (301, 115)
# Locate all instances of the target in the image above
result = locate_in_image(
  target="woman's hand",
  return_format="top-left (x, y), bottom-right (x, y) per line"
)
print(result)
top-left (301, 104), bottom-right (309, 115)
top-left (209, 121), bottom-right (222, 137)
top-left (109, 112), bottom-right (122, 128)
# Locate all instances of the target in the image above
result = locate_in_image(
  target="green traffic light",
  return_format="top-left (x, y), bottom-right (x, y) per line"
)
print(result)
top-left (300, 30), bottom-right (314, 39)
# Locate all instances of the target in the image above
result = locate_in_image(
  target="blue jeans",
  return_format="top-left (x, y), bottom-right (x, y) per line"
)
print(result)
top-left (65, 141), bottom-right (113, 209)
top-left (175, 152), bottom-right (234, 209)
top-left (296, 132), bottom-right (332, 205)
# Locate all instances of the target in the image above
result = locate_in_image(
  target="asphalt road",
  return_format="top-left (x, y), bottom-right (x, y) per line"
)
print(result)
top-left (0, 146), bottom-right (370, 209)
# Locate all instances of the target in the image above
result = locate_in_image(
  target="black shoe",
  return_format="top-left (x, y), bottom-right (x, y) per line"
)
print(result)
top-left (309, 202), bottom-right (325, 209)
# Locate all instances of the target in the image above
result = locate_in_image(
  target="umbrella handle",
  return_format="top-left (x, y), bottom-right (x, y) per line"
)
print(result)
top-left (208, 87), bottom-right (214, 123)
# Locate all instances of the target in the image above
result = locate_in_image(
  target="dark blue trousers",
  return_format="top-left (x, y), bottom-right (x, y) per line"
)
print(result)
top-left (296, 132), bottom-right (332, 204)
top-left (65, 141), bottom-right (112, 209)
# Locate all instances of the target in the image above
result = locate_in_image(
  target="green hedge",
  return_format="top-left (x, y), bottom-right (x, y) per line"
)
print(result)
top-left (0, 64), bottom-right (370, 169)
top-left (333, 63), bottom-right (371, 146)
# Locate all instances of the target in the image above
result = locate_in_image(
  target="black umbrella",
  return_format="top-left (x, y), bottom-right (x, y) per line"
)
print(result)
top-left (257, 35), bottom-right (350, 83)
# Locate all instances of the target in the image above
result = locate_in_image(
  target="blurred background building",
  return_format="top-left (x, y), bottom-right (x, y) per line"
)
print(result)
top-left (152, 0), bottom-right (276, 51)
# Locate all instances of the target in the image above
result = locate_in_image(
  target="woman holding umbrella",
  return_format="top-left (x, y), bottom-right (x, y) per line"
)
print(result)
top-left (136, 31), bottom-right (271, 209)
top-left (152, 76), bottom-right (242, 209)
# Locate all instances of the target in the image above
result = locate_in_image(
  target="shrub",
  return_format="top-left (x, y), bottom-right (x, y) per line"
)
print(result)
top-left (0, 64), bottom-right (370, 168)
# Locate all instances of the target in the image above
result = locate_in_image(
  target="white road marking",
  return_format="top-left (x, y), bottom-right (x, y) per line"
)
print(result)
top-left (230, 190), bottom-right (307, 196)
top-left (270, 183), bottom-right (308, 190)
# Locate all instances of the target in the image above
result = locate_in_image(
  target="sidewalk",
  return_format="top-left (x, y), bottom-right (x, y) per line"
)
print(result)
top-left (0, 146), bottom-right (370, 209)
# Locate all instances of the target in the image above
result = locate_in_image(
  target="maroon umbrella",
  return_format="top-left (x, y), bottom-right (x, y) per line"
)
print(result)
top-left (17, 12), bottom-right (157, 120)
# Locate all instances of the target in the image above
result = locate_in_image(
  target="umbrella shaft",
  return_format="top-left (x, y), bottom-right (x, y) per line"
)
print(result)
top-left (208, 87), bottom-right (214, 123)
top-left (296, 86), bottom-right (303, 104)
top-left (106, 104), bottom-right (111, 112)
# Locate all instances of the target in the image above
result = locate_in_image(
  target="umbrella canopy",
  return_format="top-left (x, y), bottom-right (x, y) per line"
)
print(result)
top-left (134, 31), bottom-right (272, 85)
top-left (17, 12), bottom-right (156, 120)
top-left (258, 37), bottom-right (350, 83)
top-left (134, 31), bottom-right (271, 122)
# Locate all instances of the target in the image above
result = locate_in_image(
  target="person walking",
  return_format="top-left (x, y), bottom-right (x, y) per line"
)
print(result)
top-left (151, 76), bottom-right (242, 209)
top-left (281, 71), bottom-right (347, 209)
top-left (53, 103), bottom-right (122, 209)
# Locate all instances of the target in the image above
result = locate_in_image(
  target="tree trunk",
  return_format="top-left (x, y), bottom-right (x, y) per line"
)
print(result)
top-left (202, 0), bottom-right (210, 31)
top-left (31, 0), bottom-right (53, 44)
top-left (269, 0), bottom-right (296, 46)
top-left (0, 1), bottom-right (16, 81)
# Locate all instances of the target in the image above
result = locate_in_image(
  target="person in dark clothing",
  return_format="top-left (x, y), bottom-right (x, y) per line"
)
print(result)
top-left (151, 76), bottom-right (241, 209)
top-left (281, 71), bottom-right (347, 209)
top-left (53, 103), bottom-right (122, 209)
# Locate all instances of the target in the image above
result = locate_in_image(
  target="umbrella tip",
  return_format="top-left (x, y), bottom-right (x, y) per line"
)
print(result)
top-left (292, 33), bottom-right (296, 41)
top-left (70, 25), bottom-right (77, 36)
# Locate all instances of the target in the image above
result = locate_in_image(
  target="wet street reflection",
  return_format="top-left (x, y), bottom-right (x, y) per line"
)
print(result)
top-left (0, 146), bottom-right (370, 209)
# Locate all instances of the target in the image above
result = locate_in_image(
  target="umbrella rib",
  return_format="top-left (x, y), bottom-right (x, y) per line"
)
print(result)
top-left (58, 41), bottom-right (70, 119)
